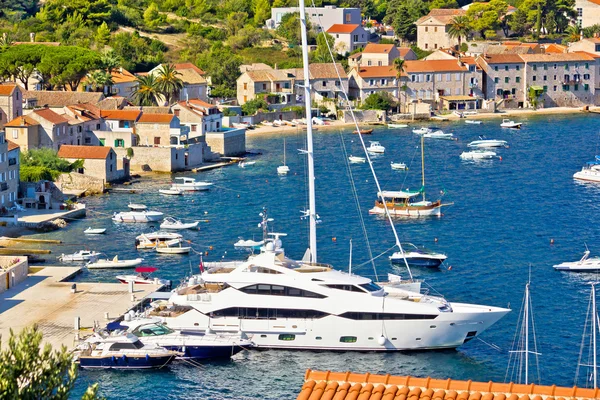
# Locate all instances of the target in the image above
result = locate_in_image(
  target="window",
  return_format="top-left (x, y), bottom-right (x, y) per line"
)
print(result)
top-left (434, 27), bottom-right (437, 32)
top-left (586, 63), bottom-right (590, 69)
top-left (532, 65), bottom-right (537, 71)
top-left (496, 88), bottom-right (502, 95)
top-left (96, 123), bottom-right (100, 130)
top-left (553, 64), bottom-right (557, 69)
top-left (455, 73), bottom-right (460, 81)
top-left (565, 64), bottom-right (569, 70)
top-left (515, 65), bottom-right (520, 71)
top-left (494, 77), bottom-right (499, 84)
top-left (84, 137), bottom-right (91, 144)
top-left (99, 138), bottom-right (105, 146)
top-left (325, 284), bottom-right (366, 292)
top-left (339, 312), bottom-right (437, 320)
top-left (381, 79), bottom-right (386, 85)
top-left (543, 64), bottom-right (548, 70)
top-left (516, 77), bottom-right (521, 83)
top-left (322, 81), bottom-right (326, 87)
top-left (511, 88), bottom-right (516, 95)
top-left (574, 84), bottom-right (579, 91)
top-left (425, 27), bottom-right (428, 32)
top-left (353, 34), bottom-right (358, 41)
top-left (554, 75), bottom-right (557, 80)
top-left (369, 79), bottom-right (374, 86)
top-left (563, 84), bottom-right (569, 91)
top-left (532, 76), bottom-right (536, 82)
top-left (505, 77), bottom-right (510, 83)
top-left (359, 282), bottom-right (382, 292)
top-left (553, 85), bottom-right (557, 91)
top-left (578, 7), bottom-right (583, 16)
top-left (543, 75), bottom-right (547, 81)
top-left (278, 334), bottom-right (295, 341)
top-left (240, 284), bottom-right (326, 298)
top-left (114, 139), bottom-right (124, 147)
top-left (174, 109), bottom-right (180, 117)
top-left (339, 336), bottom-right (357, 343)
top-left (446, 73), bottom-right (451, 81)
top-left (504, 65), bottom-right (508, 71)
top-left (191, 125), bottom-right (197, 132)
top-left (110, 341), bottom-right (144, 350)
top-left (584, 74), bottom-right (590, 80)
top-left (262, 83), bottom-right (267, 90)
top-left (378, 61), bottom-right (382, 66)
top-left (133, 323), bottom-right (174, 337)
top-left (564, 74), bottom-right (570, 82)
top-left (11, 129), bottom-right (17, 139)
top-left (585, 83), bottom-right (590, 91)
top-left (543, 85), bottom-right (548, 92)
top-left (210, 307), bottom-right (328, 319)
top-left (426, 74), bottom-right (431, 82)
top-left (425, 43), bottom-right (428, 49)
top-left (154, 137), bottom-right (161, 145)
top-left (494, 66), bottom-right (498, 71)
top-left (243, 82), bottom-right (247, 90)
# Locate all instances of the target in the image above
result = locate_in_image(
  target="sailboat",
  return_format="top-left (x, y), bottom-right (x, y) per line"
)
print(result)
top-left (369, 135), bottom-right (445, 217)
top-left (575, 283), bottom-right (600, 389)
top-left (277, 137), bottom-right (290, 175)
top-left (148, 0), bottom-right (509, 351)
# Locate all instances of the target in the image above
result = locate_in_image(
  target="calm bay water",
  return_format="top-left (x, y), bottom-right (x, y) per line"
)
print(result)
top-left (31, 113), bottom-right (600, 399)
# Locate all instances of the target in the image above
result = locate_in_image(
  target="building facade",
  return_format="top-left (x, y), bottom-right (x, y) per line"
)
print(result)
top-left (416, 9), bottom-right (466, 51)
top-left (27, 107), bottom-right (71, 150)
top-left (326, 24), bottom-right (370, 55)
top-left (5, 140), bottom-right (19, 208)
top-left (576, 0), bottom-right (600, 28)
top-left (266, 6), bottom-right (360, 32)
top-left (0, 84), bottom-right (23, 129)
top-left (57, 145), bottom-right (125, 183)
top-left (5, 115), bottom-right (40, 151)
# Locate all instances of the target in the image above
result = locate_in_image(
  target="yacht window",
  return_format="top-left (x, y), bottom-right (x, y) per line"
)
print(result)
top-left (210, 307), bottom-right (328, 319)
top-left (315, 336), bottom-right (322, 340)
top-left (109, 341), bottom-right (144, 350)
top-left (338, 312), bottom-right (437, 320)
top-left (278, 334), bottom-right (295, 341)
top-left (244, 266), bottom-right (282, 274)
top-left (133, 324), bottom-right (173, 337)
top-left (239, 284), bottom-right (326, 298)
top-left (359, 282), bottom-right (383, 292)
top-left (339, 336), bottom-right (357, 343)
top-left (325, 284), bottom-right (365, 293)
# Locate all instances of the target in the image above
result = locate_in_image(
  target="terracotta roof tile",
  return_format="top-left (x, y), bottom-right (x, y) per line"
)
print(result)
top-left (575, 50), bottom-right (600, 59)
top-left (404, 59), bottom-right (468, 73)
top-left (479, 54), bottom-right (524, 64)
top-left (173, 63), bottom-right (205, 75)
top-left (363, 43), bottom-right (395, 54)
top-left (100, 110), bottom-right (141, 121)
top-left (417, 9), bottom-right (466, 25)
top-left (176, 68), bottom-right (207, 85)
top-left (57, 145), bottom-right (111, 160)
top-left (111, 68), bottom-right (137, 83)
top-left (5, 115), bottom-right (39, 127)
top-left (544, 43), bottom-right (567, 54)
top-left (326, 24), bottom-right (360, 34)
top-left (0, 84), bottom-right (17, 96)
top-left (354, 66), bottom-right (396, 78)
top-left (137, 113), bottom-right (174, 123)
top-left (520, 52), bottom-right (596, 62)
top-left (297, 370), bottom-right (600, 400)
top-left (7, 141), bottom-right (19, 152)
top-left (24, 90), bottom-right (104, 107)
top-left (31, 108), bottom-right (69, 124)
top-left (398, 47), bottom-right (413, 57)
top-left (187, 99), bottom-right (216, 108)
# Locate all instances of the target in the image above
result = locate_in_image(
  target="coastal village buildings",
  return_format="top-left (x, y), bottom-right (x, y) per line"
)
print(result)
top-left (348, 44), bottom-right (418, 69)
top-left (135, 113), bottom-right (185, 147)
top-left (57, 145), bottom-right (126, 183)
top-left (326, 24), bottom-right (370, 55)
top-left (148, 63), bottom-right (208, 103)
top-left (23, 91), bottom-right (105, 113)
top-left (26, 107), bottom-right (71, 150)
top-left (416, 9), bottom-right (467, 51)
top-left (576, 0), bottom-right (600, 28)
top-left (266, 6), bottom-right (360, 31)
top-left (0, 84), bottom-right (23, 129)
top-left (173, 99), bottom-right (222, 138)
top-left (5, 140), bottom-right (19, 208)
top-left (5, 115), bottom-right (40, 151)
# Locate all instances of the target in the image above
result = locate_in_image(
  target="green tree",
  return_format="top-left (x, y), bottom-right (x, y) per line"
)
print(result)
top-left (393, 58), bottom-right (406, 111)
top-left (155, 63), bottom-right (183, 105)
top-left (384, 0), bottom-right (428, 42)
top-left (226, 11), bottom-right (248, 36)
top-left (196, 42), bottom-right (242, 98)
top-left (508, 9), bottom-right (531, 36)
top-left (109, 31), bottom-right (166, 72)
top-left (241, 98), bottom-right (268, 115)
top-left (100, 49), bottom-right (122, 73)
top-left (428, 0), bottom-right (458, 10)
top-left (544, 11), bottom-right (557, 34)
top-left (95, 21), bottom-right (111, 47)
top-left (362, 92), bottom-right (396, 110)
top-left (86, 70), bottom-right (113, 92)
top-left (37, 0), bottom-right (113, 27)
top-left (447, 15), bottom-right (470, 49)
top-left (312, 32), bottom-right (335, 63)
top-left (132, 74), bottom-right (160, 106)
top-left (0, 44), bottom-right (46, 90)
top-left (143, 2), bottom-right (163, 28)
top-left (564, 24), bottom-right (581, 42)
top-left (252, 0), bottom-right (270, 25)
top-left (466, 0), bottom-right (507, 37)
top-left (37, 46), bottom-right (101, 91)
top-left (276, 12), bottom-right (309, 45)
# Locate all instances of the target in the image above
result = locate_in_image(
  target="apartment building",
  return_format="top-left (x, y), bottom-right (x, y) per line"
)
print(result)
top-left (27, 107), bottom-right (71, 150)
top-left (173, 99), bottom-right (223, 138)
top-left (477, 54), bottom-right (527, 108)
top-left (348, 66), bottom-right (400, 100)
top-left (327, 24), bottom-right (370, 55)
top-left (347, 44), bottom-right (418, 68)
top-left (576, 0), bottom-right (600, 28)
top-left (266, 6), bottom-right (360, 32)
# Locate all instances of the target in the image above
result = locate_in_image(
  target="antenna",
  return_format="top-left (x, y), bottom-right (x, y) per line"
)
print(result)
top-left (348, 239), bottom-right (353, 275)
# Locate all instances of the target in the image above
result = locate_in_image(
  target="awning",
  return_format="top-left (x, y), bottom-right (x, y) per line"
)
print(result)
top-left (378, 190), bottom-right (421, 199)
top-left (440, 95), bottom-right (478, 101)
top-left (530, 85), bottom-right (544, 91)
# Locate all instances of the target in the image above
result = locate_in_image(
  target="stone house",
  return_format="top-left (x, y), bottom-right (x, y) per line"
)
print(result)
top-left (135, 113), bottom-right (184, 147)
top-left (348, 66), bottom-right (400, 101)
top-left (4, 115), bottom-right (40, 152)
top-left (416, 9), bottom-right (466, 51)
top-left (576, 0), bottom-right (600, 28)
top-left (95, 109), bottom-right (141, 148)
top-left (0, 84), bottom-right (23, 129)
top-left (266, 6), bottom-right (361, 32)
top-left (149, 63), bottom-right (208, 103)
top-left (349, 45), bottom-right (418, 68)
top-left (569, 38), bottom-right (600, 54)
top-left (477, 54), bottom-right (527, 108)
top-left (27, 107), bottom-right (71, 150)
top-left (326, 24), bottom-right (369, 55)
top-left (4, 140), bottom-right (20, 207)
top-left (173, 99), bottom-right (222, 138)
top-left (236, 69), bottom-right (296, 106)
top-left (63, 103), bottom-right (104, 145)
top-left (57, 145), bottom-right (126, 183)
top-left (23, 91), bottom-right (104, 113)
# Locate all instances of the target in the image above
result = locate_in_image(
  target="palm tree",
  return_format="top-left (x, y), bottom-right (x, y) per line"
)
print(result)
top-left (447, 16), bottom-right (471, 50)
top-left (393, 58), bottom-right (406, 113)
top-left (155, 64), bottom-right (183, 105)
top-left (132, 74), bottom-right (160, 106)
top-left (86, 70), bottom-right (114, 93)
top-left (100, 50), bottom-right (122, 74)
top-left (565, 24), bottom-right (582, 42)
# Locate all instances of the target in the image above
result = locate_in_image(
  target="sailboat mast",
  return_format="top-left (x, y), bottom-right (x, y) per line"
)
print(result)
top-left (525, 282), bottom-right (530, 385)
top-left (299, 0), bottom-right (317, 263)
top-left (593, 283), bottom-right (597, 389)
top-left (421, 135), bottom-right (426, 202)
top-left (283, 138), bottom-right (286, 166)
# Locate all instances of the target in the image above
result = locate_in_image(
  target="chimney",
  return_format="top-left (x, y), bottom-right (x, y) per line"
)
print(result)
top-left (274, 63), bottom-right (278, 70)
top-left (29, 32), bottom-right (35, 42)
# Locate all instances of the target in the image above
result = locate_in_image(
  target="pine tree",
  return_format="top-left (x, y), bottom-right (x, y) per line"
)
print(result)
top-left (95, 22), bottom-right (111, 47)
top-left (253, 0), bottom-right (271, 26)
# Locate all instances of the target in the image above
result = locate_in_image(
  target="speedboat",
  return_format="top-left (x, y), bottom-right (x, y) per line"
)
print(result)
top-left (387, 123), bottom-right (408, 128)
top-left (87, 255), bottom-right (144, 269)
top-left (553, 250), bottom-right (600, 272)
top-left (73, 331), bottom-right (178, 369)
top-left (160, 217), bottom-right (199, 230)
top-left (467, 139), bottom-right (508, 149)
top-left (116, 266), bottom-right (170, 286)
top-left (574, 158), bottom-right (600, 183)
top-left (277, 165), bottom-right (290, 175)
top-left (412, 127), bottom-right (442, 135)
top-left (59, 250), bottom-right (101, 262)
top-left (112, 211), bottom-right (164, 223)
top-left (460, 150), bottom-right (498, 160)
top-left (349, 155), bottom-right (366, 163)
top-left (155, 241), bottom-right (191, 254)
top-left (171, 177), bottom-right (213, 191)
top-left (159, 188), bottom-right (182, 195)
top-left (128, 203), bottom-right (147, 211)
top-left (84, 227), bottom-right (106, 235)
top-left (389, 243), bottom-right (447, 268)
top-left (366, 141), bottom-right (385, 154)
top-left (136, 232), bottom-right (182, 249)
top-left (239, 161), bottom-right (256, 168)
top-left (465, 120), bottom-right (482, 125)
top-left (500, 119), bottom-right (522, 129)
top-left (114, 317), bottom-right (253, 360)
top-left (423, 131), bottom-right (455, 140)
top-left (261, 121), bottom-right (274, 126)
top-left (390, 162), bottom-right (407, 170)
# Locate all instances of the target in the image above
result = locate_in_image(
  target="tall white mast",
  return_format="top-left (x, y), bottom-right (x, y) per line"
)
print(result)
top-left (524, 282), bottom-right (530, 385)
top-left (299, 0), bottom-right (317, 263)
top-left (593, 283), bottom-right (598, 389)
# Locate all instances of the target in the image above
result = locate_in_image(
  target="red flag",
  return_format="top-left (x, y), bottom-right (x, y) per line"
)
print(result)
top-left (199, 256), bottom-right (205, 273)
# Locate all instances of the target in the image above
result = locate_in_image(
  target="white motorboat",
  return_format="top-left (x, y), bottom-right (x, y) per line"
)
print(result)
top-left (112, 211), bottom-right (164, 223)
top-left (312, 117), bottom-right (325, 125)
top-left (84, 227), bottom-right (106, 235)
top-left (389, 243), bottom-right (447, 268)
top-left (467, 139), bottom-right (508, 149)
top-left (59, 250), bottom-right (101, 262)
top-left (387, 123), bottom-right (408, 128)
top-left (553, 250), bottom-right (600, 272)
top-left (366, 141), bottom-right (385, 154)
top-left (349, 155), bottom-right (366, 163)
top-left (277, 138), bottom-right (290, 175)
top-left (155, 241), bottom-right (191, 254)
top-left (390, 162), bottom-right (407, 170)
top-left (128, 203), bottom-right (147, 211)
top-left (423, 131), bottom-right (455, 140)
top-left (136, 232), bottom-right (183, 249)
top-left (159, 188), bottom-right (182, 195)
top-left (73, 331), bottom-right (178, 369)
top-left (465, 120), bottom-right (482, 125)
top-left (272, 119), bottom-right (283, 127)
top-left (87, 255), bottom-right (144, 269)
top-left (574, 158), bottom-right (600, 183)
top-left (116, 267), bottom-right (170, 286)
top-left (170, 177), bottom-right (213, 191)
top-left (460, 150), bottom-right (499, 160)
top-left (160, 217), bottom-right (199, 230)
top-left (412, 127), bottom-right (442, 135)
top-left (500, 119), bottom-right (522, 129)
top-left (239, 161), bottom-right (256, 168)
top-left (261, 121), bottom-right (274, 126)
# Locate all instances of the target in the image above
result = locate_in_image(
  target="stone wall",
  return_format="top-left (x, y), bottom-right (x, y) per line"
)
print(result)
top-left (225, 110), bottom-right (300, 126)
top-left (342, 109), bottom-right (383, 123)
top-left (0, 256), bottom-right (28, 293)
top-left (205, 128), bottom-right (246, 156)
top-left (55, 172), bottom-right (105, 194)
top-left (114, 143), bottom-right (204, 172)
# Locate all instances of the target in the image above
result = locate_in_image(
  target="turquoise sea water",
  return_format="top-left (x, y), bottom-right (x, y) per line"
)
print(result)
top-left (29, 113), bottom-right (600, 399)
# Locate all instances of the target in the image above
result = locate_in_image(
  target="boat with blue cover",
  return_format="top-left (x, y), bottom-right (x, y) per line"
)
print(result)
top-left (389, 243), bottom-right (447, 268)
top-left (573, 156), bottom-right (600, 183)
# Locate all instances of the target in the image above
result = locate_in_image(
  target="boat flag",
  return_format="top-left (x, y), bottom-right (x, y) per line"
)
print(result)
top-left (199, 256), bottom-right (205, 273)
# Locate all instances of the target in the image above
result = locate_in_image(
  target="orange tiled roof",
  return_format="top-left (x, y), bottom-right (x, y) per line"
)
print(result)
top-left (363, 43), bottom-right (395, 54)
top-left (297, 370), bottom-right (600, 400)
top-left (587, 0), bottom-right (600, 5)
top-left (480, 54), bottom-right (524, 64)
top-left (404, 59), bottom-right (468, 73)
top-left (187, 99), bottom-right (216, 108)
top-left (7, 141), bottom-right (19, 152)
top-left (520, 52), bottom-right (596, 62)
top-left (173, 63), bottom-right (205, 75)
top-left (31, 108), bottom-right (69, 124)
top-left (111, 68), bottom-right (137, 84)
top-left (398, 47), bottom-right (413, 57)
top-left (5, 115), bottom-right (39, 127)
top-left (416, 9), bottom-right (466, 25)
top-left (0, 84), bottom-right (17, 96)
top-left (355, 66), bottom-right (397, 78)
top-left (57, 145), bottom-right (111, 160)
top-left (545, 43), bottom-right (567, 54)
top-left (137, 113), bottom-right (174, 123)
top-left (326, 24), bottom-right (360, 34)
top-left (575, 50), bottom-right (600, 59)
top-left (100, 110), bottom-right (141, 121)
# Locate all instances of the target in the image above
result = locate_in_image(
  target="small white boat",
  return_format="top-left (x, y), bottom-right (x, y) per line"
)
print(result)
top-left (574, 158), bottom-right (600, 183)
top-left (238, 161), bottom-right (256, 168)
top-left (389, 243), bottom-right (447, 268)
top-left (413, 127), bottom-right (443, 135)
top-left (349, 156), bottom-right (366, 163)
top-left (261, 121), bottom-right (274, 126)
top-left (312, 117), bottom-right (325, 126)
top-left (84, 227), bottom-right (106, 235)
top-left (366, 141), bottom-right (385, 154)
top-left (387, 123), bottom-right (408, 128)
top-left (432, 115), bottom-right (449, 121)
top-left (112, 211), bottom-right (164, 223)
top-left (128, 203), bottom-right (147, 211)
top-left (116, 267), bottom-right (170, 286)
top-left (87, 255), bottom-right (144, 269)
top-left (159, 188), bottom-right (182, 195)
top-left (136, 232), bottom-right (183, 249)
top-left (553, 250), bottom-right (600, 272)
top-left (232, 122), bottom-right (249, 129)
top-left (171, 177), bottom-right (213, 191)
top-left (500, 119), bottom-right (522, 129)
top-left (272, 119), bottom-right (283, 127)
top-left (460, 150), bottom-right (498, 160)
top-left (465, 120), bottom-right (482, 125)
top-left (160, 217), bottom-right (199, 230)
top-left (59, 250), bottom-right (101, 262)
top-left (155, 242), bottom-right (191, 254)
top-left (423, 131), bottom-right (455, 140)
top-left (467, 139), bottom-right (508, 149)
top-left (390, 162), bottom-right (407, 170)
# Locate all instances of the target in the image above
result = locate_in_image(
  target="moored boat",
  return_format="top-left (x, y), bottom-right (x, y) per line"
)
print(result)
top-left (553, 250), bottom-right (600, 272)
top-left (116, 266), bottom-right (170, 286)
top-left (87, 255), bottom-right (144, 269)
top-left (128, 203), bottom-right (147, 211)
top-left (353, 128), bottom-right (373, 135)
top-left (366, 141), bottom-right (385, 154)
top-left (277, 138), bottom-right (290, 175)
top-left (59, 250), bottom-right (101, 262)
top-left (170, 177), bottom-right (213, 191)
top-left (465, 120), bottom-right (482, 125)
top-left (160, 217), bottom-right (199, 230)
top-left (389, 243), bottom-right (447, 268)
top-left (349, 155), bottom-right (366, 163)
top-left (390, 162), bottom-right (407, 170)
top-left (84, 227), bottom-right (106, 235)
top-left (155, 242), bottom-right (191, 254)
top-left (112, 211), bottom-right (164, 223)
top-left (159, 188), bottom-right (182, 195)
top-left (136, 232), bottom-right (183, 249)
top-left (500, 119), bottom-right (522, 129)
top-left (423, 131), bottom-right (455, 140)
top-left (460, 150), bottom-right (499, 160)
top-left (467, 139), bottom-right (508, 148)
top-left (574, 157), bottom-right (600, 183)
top-left (413, 127), bottom-right (443, 135)
top-left (387, 123), bottom-right (408, 128)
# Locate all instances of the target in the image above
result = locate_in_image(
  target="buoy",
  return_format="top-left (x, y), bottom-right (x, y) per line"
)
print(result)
top-left (209, 246), bottom-right (213, 250)
top-left (448, 266), bottom-right (452, 270)
top-left (237, 194), bottom-right (240, 198)
top-left (205, 251), bottom-right (209, 256)
top-left (204, 211), bottom-right (208, 215)
top-left (332, 237), bottom-right (336, 242)
top-left (434, 237), bottom-right (438, 242)
top-left (499, 156), bottom-right (503, 161)
top-left (550, 239), bottom-right (555, 245)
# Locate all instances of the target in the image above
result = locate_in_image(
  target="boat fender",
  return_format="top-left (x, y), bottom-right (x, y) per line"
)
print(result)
top-left (378, 335), bottom-right (387, 346)
top-left (112, 356), bottom-right (116, 363)
top-left (145, 354), bottom-right (150, 361)
top-left (182, 346), bottom-right (186, 355)
top-left (121, 355), bottom-right (127, 362)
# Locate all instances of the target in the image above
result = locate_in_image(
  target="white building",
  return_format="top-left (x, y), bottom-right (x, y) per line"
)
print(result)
top-left (326, 24), bottom-right (370, 55)
top-left (266, 6), bottom-right (361, 32)
top-left (576, 0), bottom-right (600, 28)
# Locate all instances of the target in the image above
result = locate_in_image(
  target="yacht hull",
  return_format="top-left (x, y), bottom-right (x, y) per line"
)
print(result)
top-left (162, 344), bottom-right (245, 359)
top-left (78, 354), bottom-right (174, 369)
top-left (369, 201), bottom-right (443, 217)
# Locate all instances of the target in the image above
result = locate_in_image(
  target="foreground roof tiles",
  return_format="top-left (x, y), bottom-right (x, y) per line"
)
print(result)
top-left (403, 59), bottom-right (468, 73)
top-left (297, 370), bottom-right (600, 400)
top-left (327, 24), bottom-right (360, 34)
top-left (137, 113), bottom-right (174, 123)
top-left (363, 43), bottom-right (395, 54)
top-left (7, 141), bottom-right (19, 152)
top-left (5, 115), bottom-right (39, 127)
top-left (0, 84), bottom-right (17, 96)
top-left (57, 145), bottom-right (111, 160)
top-left (24, 91), bottom-right (105, 107)
top-left (100, 110), bottom-right (141, 121)
top-left (416, 9), bottom-right (466, 25)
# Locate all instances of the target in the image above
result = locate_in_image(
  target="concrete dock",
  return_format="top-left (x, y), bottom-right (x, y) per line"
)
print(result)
top-left (0, 266), bottom-right (161, 349)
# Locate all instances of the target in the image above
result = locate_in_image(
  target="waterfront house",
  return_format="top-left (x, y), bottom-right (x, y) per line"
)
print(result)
top-left (27, 107), bottom-right (71, 150)
top-left (172, 99), bottom-right (222, 138)
top-left (348, 66), bottom-right (399, 101)
top-left (148, 63), bottom-right (208, 103)
top-left (347, 44), bottom-right (417, 69)
top-left (135, 113), bottom-right (186, 147)
top-left (64, 103), bottom-right (104, 145)
top-left (576, 0), bottom-right (600, 28)
top-left (90, 109), bottom-right (141, 148)
top-left (326, 24), bottom-right (369, 55)
top-left (266, 6), bottom-right (360, 32)
top-left (0, 84), bottom-right (23, 129)
top-left (57, 145), bottom-right (127, 183)
top-left (476, 53), bottom-right (526, 108)
top-left (23, 91), bottom-right (105, 113)
top-left (4, 115), bottom-right (40, 152)
top-left (416, 9), bottom-right (467, 51)
top-left (236, 68), bottom-right (296, 107)
top-left (4, 140), bottom-right (20, 208)
top-left (296, 63), bottom-right (349, 104)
